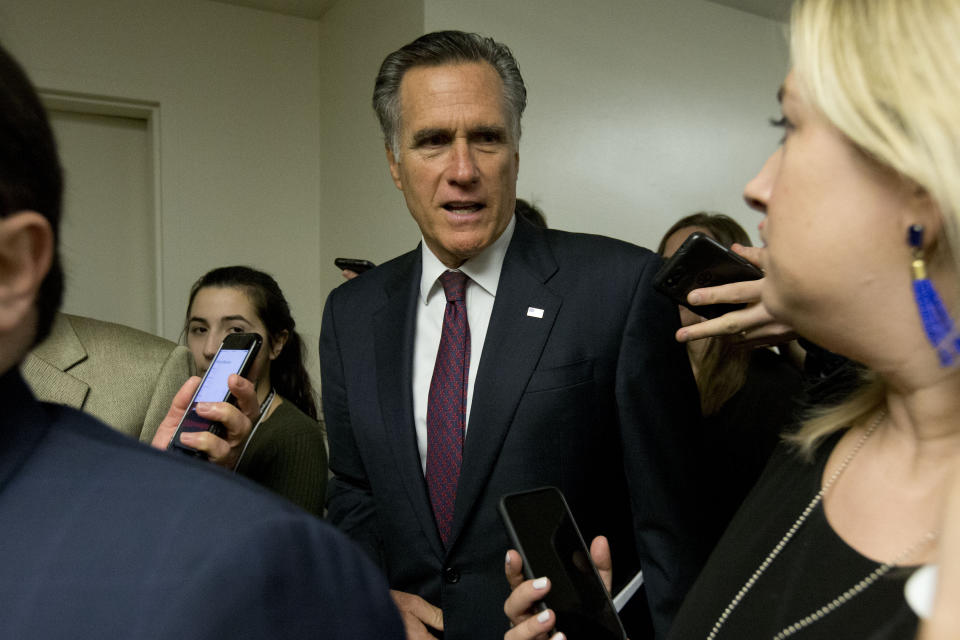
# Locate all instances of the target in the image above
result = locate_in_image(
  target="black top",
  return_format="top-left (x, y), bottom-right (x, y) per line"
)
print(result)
top-left (693, 348), bottom-right (804, 551)
top-left (670, 434), bottom-right (919, 639)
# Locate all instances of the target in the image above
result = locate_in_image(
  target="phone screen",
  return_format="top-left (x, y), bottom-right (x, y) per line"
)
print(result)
top-left (170, 333), bottom-right (261, 455)
top-left (500, 487), bottom-right (627, 640)
top-left (194, 348), bottom-right (249, 403)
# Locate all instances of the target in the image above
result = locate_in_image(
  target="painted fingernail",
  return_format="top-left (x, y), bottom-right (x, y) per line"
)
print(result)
top-left (550, 633), bottom-right (565, 640)
top-left (505, 552), bottom-right (511, 566)
top-left (537, 610), bottom-right (550, 623)
top-left (533, 577), bottom-right (548, 589)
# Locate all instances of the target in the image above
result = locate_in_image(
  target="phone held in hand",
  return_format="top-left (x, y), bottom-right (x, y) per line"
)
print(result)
top-left (168, 332), bottom-right (262, 459)
top-left (499, 486), bottom-right (628, 640)
top-left (334, 257), bottom-right (376, 275)
top-left (652, 231), bottom-right (764, 319)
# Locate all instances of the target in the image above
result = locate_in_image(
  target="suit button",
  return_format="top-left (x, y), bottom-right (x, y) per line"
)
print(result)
top-left (443, 567), bottom-right (460, 584)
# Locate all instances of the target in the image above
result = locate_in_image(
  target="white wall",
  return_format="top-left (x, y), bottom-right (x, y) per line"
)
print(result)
top-left (415, 0), bottom-right (790, 249)
top-left (313, 0), bottom-right (788, 270)
top-left (316, 0), bottom-right (424, 296)
top-left (0, 0), bottom-right (323, 373)
top-left (1, 0), bottom-right (789, 394)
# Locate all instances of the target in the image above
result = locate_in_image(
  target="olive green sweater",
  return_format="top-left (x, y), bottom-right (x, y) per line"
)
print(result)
top-left (235, 398), bottom-right (327, 516)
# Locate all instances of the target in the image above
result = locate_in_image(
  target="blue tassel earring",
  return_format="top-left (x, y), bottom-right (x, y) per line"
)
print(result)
top-left (909, 224), bottom-right (960, 366)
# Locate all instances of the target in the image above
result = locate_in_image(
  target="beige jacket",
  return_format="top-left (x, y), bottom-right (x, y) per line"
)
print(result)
top-left (21, 313), bottom-right (194, 442)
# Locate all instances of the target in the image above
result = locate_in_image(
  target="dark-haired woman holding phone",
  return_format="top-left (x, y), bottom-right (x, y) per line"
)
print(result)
top-left (153, 266), bottom-right (327, 515)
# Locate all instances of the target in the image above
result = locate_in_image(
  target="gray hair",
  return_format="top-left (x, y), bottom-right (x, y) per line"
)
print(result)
top-left (373, 30), bottom-right (527, 156)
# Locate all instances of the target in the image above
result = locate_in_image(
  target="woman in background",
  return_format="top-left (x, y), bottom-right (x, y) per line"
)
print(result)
top-left (155, 266), bottom-right (327, 516)
top-left (659, 212), bottom-right (803, 547)
top-left (506, 0), bottom-right (960, 637)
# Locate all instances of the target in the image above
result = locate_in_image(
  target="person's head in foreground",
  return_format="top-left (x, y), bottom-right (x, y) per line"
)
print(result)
top-left (0, 42), bottom-right (62, 374)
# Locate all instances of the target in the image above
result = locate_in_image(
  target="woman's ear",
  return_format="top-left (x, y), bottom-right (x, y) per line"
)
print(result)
top-left (904, 183), bottom-right (943, 246)
top-left (0, 211), bottom-right (53, 334)
top-left (269, 329), bottom-right (289, 360)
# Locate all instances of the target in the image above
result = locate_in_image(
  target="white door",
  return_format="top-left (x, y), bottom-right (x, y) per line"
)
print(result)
top-left (47, 107), bottom-right (158, 334)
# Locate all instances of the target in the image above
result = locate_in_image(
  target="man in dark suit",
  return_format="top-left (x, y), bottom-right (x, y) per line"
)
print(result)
top-left (0, 42), bottom-right (403, 639)
top-left (321, 31), bottom-right (701, 639)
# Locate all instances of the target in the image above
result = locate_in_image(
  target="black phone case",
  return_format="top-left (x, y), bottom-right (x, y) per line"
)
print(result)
top-left (652, 232), bottom-right (763, 319)
top-left (168, 332), bottom-right (262, 459)
top-left (499, 487), bottom-right (628, 640)
top-left (334, 257), bottom-right (376, 274)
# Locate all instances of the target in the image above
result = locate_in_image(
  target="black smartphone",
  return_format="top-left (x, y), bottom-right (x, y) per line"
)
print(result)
top-left (168, 332), bottom-right (262, 459)
top-left (334, 257), bottom-right (376, 274)
top-left (653, 231), bottom-right (763, 319)
top-left (499, 487), bottom-right (627, 640)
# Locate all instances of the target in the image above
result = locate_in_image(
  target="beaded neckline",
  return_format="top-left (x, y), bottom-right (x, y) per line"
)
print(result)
top-left (706, 411), bottom-right (937, 639)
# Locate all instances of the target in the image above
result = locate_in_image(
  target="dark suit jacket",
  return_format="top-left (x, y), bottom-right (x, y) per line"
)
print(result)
top-left (0, 369), bottom-right (402, 639)
top-left (321, 218), bottom-right (703, 639)
top-left (21, 313), bottom-right (194, 443)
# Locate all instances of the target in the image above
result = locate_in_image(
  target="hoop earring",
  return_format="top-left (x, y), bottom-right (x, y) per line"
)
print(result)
top-left (909, 224), bottom-right (960, 366)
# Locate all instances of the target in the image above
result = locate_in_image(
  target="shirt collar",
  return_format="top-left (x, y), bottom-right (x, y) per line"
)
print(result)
top-left (419, 215), bottom-right (516, 304)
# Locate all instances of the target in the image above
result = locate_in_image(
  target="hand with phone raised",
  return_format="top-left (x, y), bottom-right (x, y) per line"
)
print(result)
top-left (504, 536), bottom-right (614, 640)
top-left (151, 372), bottom-right (259, 469)
top-left (672, 244), bottom-right (797, 348)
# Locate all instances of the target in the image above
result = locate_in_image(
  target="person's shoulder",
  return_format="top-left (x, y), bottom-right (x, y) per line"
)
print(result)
top-left (326, 247), bottom-right (419, 307)
top-left (263, 397), bottom-right (323, 436)
top-left (540, 227), bottom-right (658, 267)
top-left (43, 402), bottom-right (232, 479)
top-left (343, 249), bottom-right (418, 287)
top-left (40, 403), bottom-right (316, 529)
top-left (525, 227), bottom-right (662, 291)
top-left (21, 406), bottom-right (403, 638)
top-left (64, 313), bottom-right (180, 358)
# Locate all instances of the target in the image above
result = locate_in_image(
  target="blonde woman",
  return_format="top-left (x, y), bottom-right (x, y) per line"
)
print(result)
top-left (504, 0), bottom-right (960, 637)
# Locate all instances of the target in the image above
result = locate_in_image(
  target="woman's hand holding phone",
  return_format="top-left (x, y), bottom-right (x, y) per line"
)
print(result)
top-left (675, 244), bottom-right (796, 347)
top-left (503, 536), bottom-right (614, 640)
top-left (150, 374), bottom-right (259, 469)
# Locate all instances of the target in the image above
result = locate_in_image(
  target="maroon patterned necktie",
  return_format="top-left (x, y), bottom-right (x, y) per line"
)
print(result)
top-left (426, 270), bottom-right (471, 546)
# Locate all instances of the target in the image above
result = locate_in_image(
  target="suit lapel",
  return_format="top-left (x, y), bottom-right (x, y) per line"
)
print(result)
top-left (449, 222), bottom-right (560, 547)
top-left (20, 314), bottom-right (90, 409)
top-left (372, 250), bottom-right (446, 558)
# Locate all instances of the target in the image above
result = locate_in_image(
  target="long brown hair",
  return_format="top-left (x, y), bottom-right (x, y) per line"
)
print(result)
top-left (185, 266), bottom-right (318, 420)
top-left (659, 212), bottom-right (753, 416)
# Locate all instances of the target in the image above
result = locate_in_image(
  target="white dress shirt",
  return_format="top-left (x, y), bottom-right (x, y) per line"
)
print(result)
top-left (412, 216), bottom-right (516, 473)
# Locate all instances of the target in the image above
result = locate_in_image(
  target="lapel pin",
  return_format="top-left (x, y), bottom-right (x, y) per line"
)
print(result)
top-left (527, 307), bottom-right (544, 319)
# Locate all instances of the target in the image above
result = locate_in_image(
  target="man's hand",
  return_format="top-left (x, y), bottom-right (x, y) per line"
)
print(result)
top-left (675, 244), bottom-right (796, 347)
top-left (150, 374), bottom-right (258, 469)
top-left (390, 590), bottom-right (443, 640)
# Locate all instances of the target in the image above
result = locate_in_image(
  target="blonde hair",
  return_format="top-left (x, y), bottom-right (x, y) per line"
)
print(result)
top-left (788, 0), bottom-right (960, 454)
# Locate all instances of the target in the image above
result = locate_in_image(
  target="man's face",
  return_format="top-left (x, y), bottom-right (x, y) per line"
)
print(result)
top-left (387, 62), bottom-right (519, 268)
